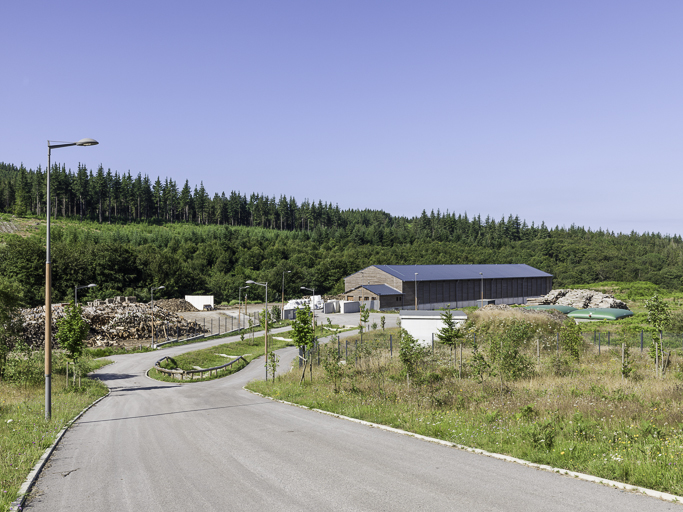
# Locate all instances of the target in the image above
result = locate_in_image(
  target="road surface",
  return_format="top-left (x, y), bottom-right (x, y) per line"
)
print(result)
top-left (25, 331), bottom-right (677, 511)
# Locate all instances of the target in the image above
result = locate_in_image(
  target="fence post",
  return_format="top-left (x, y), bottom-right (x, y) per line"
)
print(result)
top-left (459, 343), bottom-right (462, 379)
top-left (355, 340), bottom-right (358, 365)
top-left (346, 340), bottom-right (348, 360)
top-left (641, 331), bottom-right (643, 353)
top-left (432, 333), bottom-right (434, 354)
top-left (337, 335), bottom-right (340, 357)
top-left (621, 343), bottom-right (625, 381)
top-left (537, 338), bottom-right (540, 364)
top-left (390, 334), bottom-right (393, 357)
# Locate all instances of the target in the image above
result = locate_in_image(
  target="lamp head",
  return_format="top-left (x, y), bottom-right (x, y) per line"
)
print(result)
top-left (88, 284), bottom-right (97, 288)
top-left (246, 280), bottom-right (255, 284)
top-left (76, 138), bottom-right (99, 146)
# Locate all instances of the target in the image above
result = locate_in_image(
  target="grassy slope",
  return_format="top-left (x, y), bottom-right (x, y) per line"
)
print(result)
top-left (0, 360), bottom-right (110, 512)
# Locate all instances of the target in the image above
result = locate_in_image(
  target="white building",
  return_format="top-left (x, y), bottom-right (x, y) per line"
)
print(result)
top-left (399, 310), bottom-right (467, 347)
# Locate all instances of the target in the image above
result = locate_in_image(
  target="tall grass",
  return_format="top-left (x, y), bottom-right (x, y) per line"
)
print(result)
top-left (249, 334), bottom-right (683, 495)
top-left (0, 367), bottom-right (109, 511)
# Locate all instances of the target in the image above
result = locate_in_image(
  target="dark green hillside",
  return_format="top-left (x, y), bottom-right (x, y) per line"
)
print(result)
top-left (1, 160), bottom-right (683, 306)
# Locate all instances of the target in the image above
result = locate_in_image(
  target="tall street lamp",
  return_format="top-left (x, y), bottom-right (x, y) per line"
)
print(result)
top-left (151, 286), bottom-right (165, 348)
top-left (75, 283), bottom-right (96, 305)
top-left (239, 285), bottom-right (249, 329)
top-left (45, 138), bottom-right (98, 421)
top-left (301, 286), bottom-right (316, 332)
top-left (414, 273), bottom-right (418, 310)
top-left (281, 270), bottom-right (291, 319)
top-left (246, 280), bottom-right (268, 380)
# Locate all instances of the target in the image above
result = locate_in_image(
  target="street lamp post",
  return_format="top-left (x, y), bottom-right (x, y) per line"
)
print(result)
top-left (151, 286), bottom-right (165, 348)
top-left (246, 280), bottom-right (268, 380)
top-left (45, 138), bottom-right (98, 421)
top-left (414, 273), bottom-right (418, 310)
top-left (239, 285), bottom-right (249, 329)
top-left (75, 284), bottom-right (96, 305)
top-left (281, 270), bottom-right (291, 319)
top-left (480, 272), bottom-right (484, 308)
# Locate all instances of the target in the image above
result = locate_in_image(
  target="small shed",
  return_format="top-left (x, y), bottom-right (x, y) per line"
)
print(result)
top-left (399, 310), bottom-right (467, 347)
top-left (185, 295), bottom-right (214, 311)
top-left (345, 284), bottom-right (403, 310)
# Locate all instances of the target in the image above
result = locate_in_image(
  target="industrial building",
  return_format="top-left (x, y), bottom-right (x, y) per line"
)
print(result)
top-left (344, 264), bottom-right (553, 310)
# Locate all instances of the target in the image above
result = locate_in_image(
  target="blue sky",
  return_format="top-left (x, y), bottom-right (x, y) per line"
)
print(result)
top-left (2, 1), bottom-right (682, 235)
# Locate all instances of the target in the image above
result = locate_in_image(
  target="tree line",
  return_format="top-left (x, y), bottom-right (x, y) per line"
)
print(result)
top-left (2, 160), bottom-right (683, 308)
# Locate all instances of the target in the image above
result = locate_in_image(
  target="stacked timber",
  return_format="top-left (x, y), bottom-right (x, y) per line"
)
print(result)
top-left (19, 301), bottom-right (207, 348)
top-left (526, 289), bottom-right (629, 310)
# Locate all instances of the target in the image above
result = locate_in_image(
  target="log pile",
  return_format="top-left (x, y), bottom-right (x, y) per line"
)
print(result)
top-left (19, 301), bottom-right (208, 348)
top-left (526, 289), bottom-right (629, 310)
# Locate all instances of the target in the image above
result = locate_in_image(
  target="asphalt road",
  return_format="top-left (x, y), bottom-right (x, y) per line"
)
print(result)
top-left (25, 331), bottom-right (678, 511)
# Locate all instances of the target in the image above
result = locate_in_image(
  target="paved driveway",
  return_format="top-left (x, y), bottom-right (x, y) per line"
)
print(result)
top-left (25, 331), bottom-right (677, 511)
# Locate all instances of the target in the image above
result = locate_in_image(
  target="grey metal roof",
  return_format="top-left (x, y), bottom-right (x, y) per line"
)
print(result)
top-left (360, 284), bottom-right (402, 296)
top-left (357, 264), bottom-right (552, 282)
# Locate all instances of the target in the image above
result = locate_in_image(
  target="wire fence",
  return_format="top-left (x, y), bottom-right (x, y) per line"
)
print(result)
top-left (296, 328), bottom-right (683, 370)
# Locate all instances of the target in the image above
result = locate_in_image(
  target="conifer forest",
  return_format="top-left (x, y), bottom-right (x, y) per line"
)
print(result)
top-left (1, 161), bottom-right (682, 307)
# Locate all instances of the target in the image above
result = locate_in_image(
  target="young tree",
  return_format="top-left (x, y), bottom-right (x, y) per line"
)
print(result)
top-left (0, 277), bottom-right (24, 380)
top-left (55, 302), bottom-right (89, 365)
top-left (645, 293), bottom-right (670, 377)
top-left (399, 329), bottom-right (427, 384)
top-left (360, 303), bottom-right (370, 331)
top-left (559, 319), bottom-right (584, 362)
top-left (291, 305), bottom-right (315, 383)
top-left (437, 310), bottom-right (464, 350)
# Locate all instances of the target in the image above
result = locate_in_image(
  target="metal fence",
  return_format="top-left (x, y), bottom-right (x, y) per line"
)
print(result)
top-left (582, 331), bottom-right (683, 353)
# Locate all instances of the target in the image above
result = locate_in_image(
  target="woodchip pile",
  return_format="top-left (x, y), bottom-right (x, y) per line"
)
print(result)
top-left (19, 300), bottom-right (207, 348)
top-left (480, 303), bottom-right (566, 320)
top-left (152, 298), bottom-right (199, 313)
top-left (526, 289), bottom-right (629, 310)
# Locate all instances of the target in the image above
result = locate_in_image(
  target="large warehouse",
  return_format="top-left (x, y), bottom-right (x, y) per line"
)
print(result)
top-left (344, 264), bottom-right (553, 310)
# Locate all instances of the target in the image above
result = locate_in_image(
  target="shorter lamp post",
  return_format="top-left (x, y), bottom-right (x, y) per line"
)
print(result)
top-left (75, 283), bottom-right (96, 305)
top-left (281, 270), bottom-right (291, 319)
top-left (301, 286), bottom-right (316, 332)
top-left (151, 286), bottom-right (165, 348)
top-left (480, 272), bottom-right (483, 308)
top-left (246, 280), bottom-right (268, 379)
top-left (414, 272), bottom-right (418, 310)
top-left (239, 285), bottom-right (249, 329)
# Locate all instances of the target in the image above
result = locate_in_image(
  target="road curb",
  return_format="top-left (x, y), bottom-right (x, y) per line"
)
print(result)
top-left (248, 389), bottom-right (682, 505)
top-left (9, 389), bottom-right (111, 512)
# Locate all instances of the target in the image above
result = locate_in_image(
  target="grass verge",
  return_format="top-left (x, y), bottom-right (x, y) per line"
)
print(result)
top-left (248, 339), bottom-right (683, 496)
top-left (0, 366), bottom-right (110, 511)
